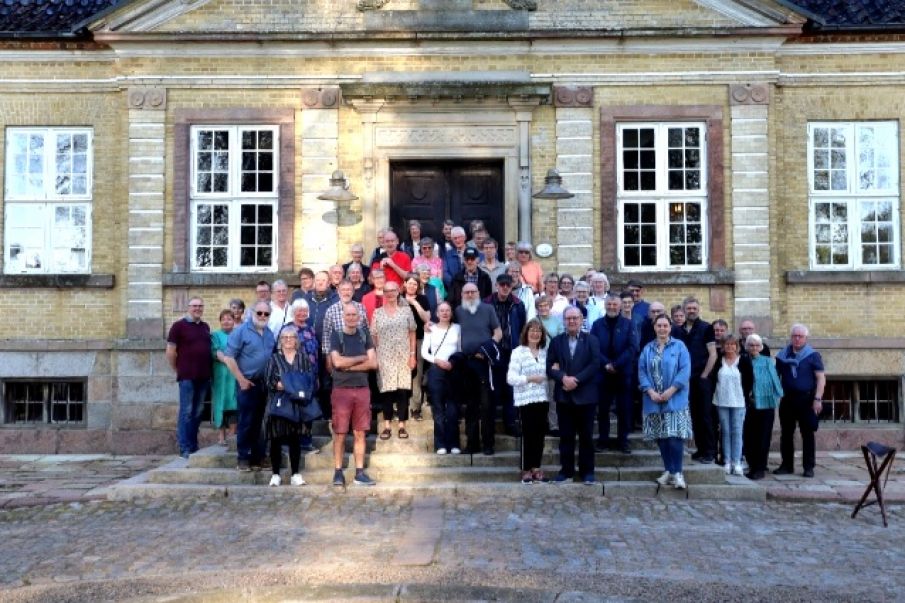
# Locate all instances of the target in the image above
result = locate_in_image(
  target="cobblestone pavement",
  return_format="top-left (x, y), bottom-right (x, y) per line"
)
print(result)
top-left (0, 455), bottom-right (167, 509)
top-left (1, 489), bottom-right (903, 602)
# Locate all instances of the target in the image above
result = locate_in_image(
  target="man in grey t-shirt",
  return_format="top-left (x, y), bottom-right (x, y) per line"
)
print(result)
top-left (454, 283), bottom-right (502, 455)
top-left (329, 302), bottom-right (378, 487)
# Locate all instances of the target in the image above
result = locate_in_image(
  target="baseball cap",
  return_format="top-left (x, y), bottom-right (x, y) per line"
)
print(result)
top-left (463, 248), bottom-right (479, 260)
top-left (496, 273), bottom-right (513, 285)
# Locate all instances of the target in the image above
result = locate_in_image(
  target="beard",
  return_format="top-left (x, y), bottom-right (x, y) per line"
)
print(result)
top-left (461, 298), bottom-right (480, 314)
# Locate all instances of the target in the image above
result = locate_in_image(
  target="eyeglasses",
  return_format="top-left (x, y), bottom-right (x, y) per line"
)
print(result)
top-left (565, 316), bottom-right (581, 321)
top-left (256, 311), bottom-right (271, 317)
top-left (189, 304), bottom-right (204, 308)
top-left (463, 290), bottom-right (478, 295)
top-left (518, 251), bottom-right (530, 255)
top-left (498, 283), bottom-right (512, 287)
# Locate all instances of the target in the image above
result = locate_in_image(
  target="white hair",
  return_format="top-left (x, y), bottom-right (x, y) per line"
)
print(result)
top-left (290, 298), bottom-right (309, 313)
top-left (451, 226), bottom-right (466, 237)
top-left (745, 333), bottom-right (763, 347)
top-left (790, 323), bottom-right (809, 337)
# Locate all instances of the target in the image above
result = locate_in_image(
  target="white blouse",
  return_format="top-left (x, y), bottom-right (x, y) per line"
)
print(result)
top-left (714, 356), bottom-right (746, 408)
top-left (421, 324), bottom-right (461, 364)
top-left (507, 345), bottom-right (549, 407)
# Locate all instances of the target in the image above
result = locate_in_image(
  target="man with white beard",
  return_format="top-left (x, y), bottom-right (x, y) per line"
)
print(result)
top-left (455, 283), bottom-right (503, 455)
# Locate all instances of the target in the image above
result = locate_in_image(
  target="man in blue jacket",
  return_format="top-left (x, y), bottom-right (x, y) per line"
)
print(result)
top-left (591, 295), bottom-right (639, 454)
top-left (547, 306), bottom-right (601, 484)
top-left (485, 273), bottom-right (527, 437)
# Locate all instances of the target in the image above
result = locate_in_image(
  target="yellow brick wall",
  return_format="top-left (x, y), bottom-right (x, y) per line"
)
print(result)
top-left (0, 92), bottom-right (126, 340)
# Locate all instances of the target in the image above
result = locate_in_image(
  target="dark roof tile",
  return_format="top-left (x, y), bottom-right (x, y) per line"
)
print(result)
top-left (785, 1), bottom-right (905, 28)
top-left (0, 0), bottom-right (125, 35)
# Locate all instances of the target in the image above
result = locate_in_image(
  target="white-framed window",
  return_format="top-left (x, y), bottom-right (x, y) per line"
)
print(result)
top-left (616, 122), bottom-right (707, 271)
top-left (189, 125), bottom-right (278, 271)
top-left (808, 121), bottom-right (900, 269)
top-left (3, 128), bottom-right (93, 274)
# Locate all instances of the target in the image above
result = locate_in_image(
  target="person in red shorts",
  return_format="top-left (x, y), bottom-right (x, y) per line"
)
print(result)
top-left (328, 302), bottom-right (378, 486)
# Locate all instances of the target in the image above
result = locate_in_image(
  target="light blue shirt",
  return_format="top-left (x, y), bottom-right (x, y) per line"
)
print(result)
top-left (224, 321), bottom-right (275, 379)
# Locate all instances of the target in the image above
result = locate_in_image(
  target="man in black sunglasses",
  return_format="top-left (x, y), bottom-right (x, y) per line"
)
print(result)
top-left (223, 301), bottom-right (276, 472)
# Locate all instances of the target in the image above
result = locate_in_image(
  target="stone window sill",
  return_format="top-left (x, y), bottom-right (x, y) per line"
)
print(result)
top-left (0, 274), bottom-right (114, 288)
top-left (605, 270), bottom-right (735, 287)
top-left (786, 270), bottom-right (905, 284)
top-left (163, 272), bottom-right (299, 287)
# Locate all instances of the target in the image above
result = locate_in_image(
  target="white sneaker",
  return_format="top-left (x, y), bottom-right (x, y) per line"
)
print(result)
top-left (731, 464), bottom-right (745, 476)
top-left (450, 447), bottom-right (462, 455)
top-left (290, 473), bottom-right (306, 486)
top-left (268, 474), bottom-right (281, 487)
top-left (655, 470), bottom-right (673, 486)
top-left (724, 463), bottom-right (732, 475)
top-left (673, 473), bottom-right (687, 490)
top-left (436, 448), bottom-right (448, 455)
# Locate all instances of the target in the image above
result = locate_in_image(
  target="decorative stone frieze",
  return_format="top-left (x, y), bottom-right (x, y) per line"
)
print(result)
top-left (301, 87), bottom-right (342, 109)
top-left (504, 0), bottom-right (538, 9)
top-left (729, 83), bottom-right (769, 105)
top-left (356, 0), bottom-right (390, 11)
top-left (553, 86), bottom-right (593, 108)
top-left (127, 88), bottom-right (166, 110)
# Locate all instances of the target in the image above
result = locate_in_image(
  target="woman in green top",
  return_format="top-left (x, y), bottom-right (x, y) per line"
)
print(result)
top-left (211, 309), bottom-right (239, 446)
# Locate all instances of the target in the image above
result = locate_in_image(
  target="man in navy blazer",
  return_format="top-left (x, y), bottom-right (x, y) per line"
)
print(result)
top-left (547, 306), bottom-right (601, 484)
top-left (590, 295), bottom-right (639, 454)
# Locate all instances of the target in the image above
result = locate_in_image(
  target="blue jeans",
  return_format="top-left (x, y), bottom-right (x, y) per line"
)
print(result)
top-left (657, 437), bottom-right (685, 474)
top-left (718, 406), bottom-right (746, 464)
top-left (427, 365), bottom-right (459, 451)
top-left (177, 379), bottom-right (209, 455)
top-left (236, 380), bottom-right (267, 463)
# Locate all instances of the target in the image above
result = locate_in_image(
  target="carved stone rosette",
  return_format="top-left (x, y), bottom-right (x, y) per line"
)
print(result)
top-left (127, 88), bottom-right (166, 110)
top-left (300, 87), bottom-right (342, 109)
top-left (729, 83), bottom-right (769, 105)
top-left (552, 86), bottom-right (593, 108)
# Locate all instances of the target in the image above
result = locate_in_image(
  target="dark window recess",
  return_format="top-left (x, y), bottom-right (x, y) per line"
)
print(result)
top-left (3, 380), bottom-right (85, 425)
top-left (820, 379), bottom-right (900, 424)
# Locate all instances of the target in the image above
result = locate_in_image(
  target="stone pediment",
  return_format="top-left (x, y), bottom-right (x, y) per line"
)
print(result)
top-left (88, 0), bottom-right (806, 36)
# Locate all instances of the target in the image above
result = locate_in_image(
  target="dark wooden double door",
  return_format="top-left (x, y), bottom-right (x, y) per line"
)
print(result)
top-left (390, 160), bottom-right (504, 246)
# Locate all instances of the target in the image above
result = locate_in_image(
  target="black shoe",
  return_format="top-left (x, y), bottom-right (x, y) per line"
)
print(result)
top-left (772, 466), bottom-right (793, 475)
top-left (802, 469), bottom-right (815, 478)
top-left (483, 448), bottom-right (495, 456)
top-left (745, 470), bottom-right (765, 480)
top-left (691, 451), bottom-right (703, 461)
top-left (697, 456), bottom-right (714, 464)
top-left (412, 410), bottom-right (423, 422)
top-left (620, 445), bottom-right (632, 455)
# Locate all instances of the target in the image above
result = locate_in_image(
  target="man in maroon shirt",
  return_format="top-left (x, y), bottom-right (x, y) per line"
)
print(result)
top-left (166, 297), bottom-right (212, 458)
top-left (370, 230), bottom-right (411, 287)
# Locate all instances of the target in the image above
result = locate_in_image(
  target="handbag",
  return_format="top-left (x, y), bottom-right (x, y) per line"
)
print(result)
top-left (268, 391), bottom-right (303, 424)
top-left (282, 369), bottom-right (323, 422)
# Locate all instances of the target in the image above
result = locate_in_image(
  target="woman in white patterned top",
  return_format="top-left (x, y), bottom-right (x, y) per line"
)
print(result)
top-left (507, 318), bottom-right (550, 484)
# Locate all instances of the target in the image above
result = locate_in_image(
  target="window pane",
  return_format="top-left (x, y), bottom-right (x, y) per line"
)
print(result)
top-left (624, 172), bottom-right (639, 191)
top-left (640, 172), bottom-right (655, 190)
top-left (5, 203), bottom-right (47, 273)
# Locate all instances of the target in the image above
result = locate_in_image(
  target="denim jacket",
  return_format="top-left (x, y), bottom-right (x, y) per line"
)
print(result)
top-left (638, 337), bottom-right (691, 416)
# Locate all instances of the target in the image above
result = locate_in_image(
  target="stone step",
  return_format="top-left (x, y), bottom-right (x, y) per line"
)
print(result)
top-left (150, 459), bottom-right (725, 486)
top-left (602, 480), bottom-right (766, 502)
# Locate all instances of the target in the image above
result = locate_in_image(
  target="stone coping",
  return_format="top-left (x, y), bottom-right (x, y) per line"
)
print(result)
top-left (786, 270), bottom-right (905, 284)
top-left (0, 274), bottom-right (114, 288)
top-left (162, 272), bottom-right (298, 287)
top-left (607, 269), bottom-right (735, 287)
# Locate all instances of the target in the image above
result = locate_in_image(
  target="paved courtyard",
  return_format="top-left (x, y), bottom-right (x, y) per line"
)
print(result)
top-left (2, 484), bottom-right (903, 602)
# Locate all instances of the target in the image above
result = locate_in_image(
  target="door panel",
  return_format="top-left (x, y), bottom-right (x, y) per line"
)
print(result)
top-left (390, 160), bottom-right (503, 245)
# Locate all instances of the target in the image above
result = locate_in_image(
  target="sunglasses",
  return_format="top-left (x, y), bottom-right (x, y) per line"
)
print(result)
top-left (256, 311), bottom-right (271, 317)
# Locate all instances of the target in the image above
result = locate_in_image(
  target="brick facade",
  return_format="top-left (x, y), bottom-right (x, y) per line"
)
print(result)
top-left (0, 0), bottom-right (902, 451)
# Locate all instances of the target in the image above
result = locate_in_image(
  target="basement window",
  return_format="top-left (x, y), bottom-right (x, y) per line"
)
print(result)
top-left (2, 380), bottom-right (86, 425)
top-left (819, 379), bottom-right (900, 424)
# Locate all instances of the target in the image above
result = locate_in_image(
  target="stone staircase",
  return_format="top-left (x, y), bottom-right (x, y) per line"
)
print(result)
top-left (100, 409), bottom-right (765, 502)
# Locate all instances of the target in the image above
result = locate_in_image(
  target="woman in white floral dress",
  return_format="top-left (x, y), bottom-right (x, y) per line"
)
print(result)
top-left (371, 282), bottom-right (417, 440)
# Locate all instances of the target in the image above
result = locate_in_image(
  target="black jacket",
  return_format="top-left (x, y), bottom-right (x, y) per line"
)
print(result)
top-left (449, 269), bottom-right (492, 309)
top-left (546, 331), bottom-right (601, 406)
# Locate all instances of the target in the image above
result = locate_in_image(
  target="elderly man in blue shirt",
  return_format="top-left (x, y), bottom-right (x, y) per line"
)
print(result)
top-left (223, 300), bottom-right (276, 472)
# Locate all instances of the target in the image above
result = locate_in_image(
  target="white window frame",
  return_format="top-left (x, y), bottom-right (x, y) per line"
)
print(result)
top-left (3, 127), bottom-right (93, 274)
top-left (615, 122), bottom-right (708, 272)
top-left (189, 125), bottom-right (279, 272)
top-left (807, 121), bottom-right (900, 270)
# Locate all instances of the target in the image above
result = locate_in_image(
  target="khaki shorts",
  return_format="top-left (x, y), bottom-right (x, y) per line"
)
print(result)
top-left (331, 387), bottom-right (371, 434)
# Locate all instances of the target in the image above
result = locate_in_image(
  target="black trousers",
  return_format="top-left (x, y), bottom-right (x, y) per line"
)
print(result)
top-left (597, 374), bottom-right (632, 448)
top-left (779, 391), bottom-right (817, 471)
top-left (744, 407), bottom-right (776, 473)
top-left (519, 402), bottom-right (549, 471)
top-left (557, 402), bottom-right (596, 478)
top-left (381, 389), bottom-right (410, 422)
top-left (689, 376), bottom-right (715, 457)
top-left (270, 435), bottom-right (301, 475)
top-left (463, 358), bottom-right (496, 452)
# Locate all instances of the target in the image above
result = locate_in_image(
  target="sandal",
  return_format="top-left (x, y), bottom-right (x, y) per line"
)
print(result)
top-left (398, 427), bottom-right (409, 439)
top-left (379, 428), bottom-right (391, 440)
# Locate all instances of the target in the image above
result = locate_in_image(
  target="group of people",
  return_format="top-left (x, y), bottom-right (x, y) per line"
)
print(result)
top-left (165, 218), bottom-right (826, 488)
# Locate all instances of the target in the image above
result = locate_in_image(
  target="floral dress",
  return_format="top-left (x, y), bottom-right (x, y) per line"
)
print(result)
top-left (373, 305), bottom-right (416, 393)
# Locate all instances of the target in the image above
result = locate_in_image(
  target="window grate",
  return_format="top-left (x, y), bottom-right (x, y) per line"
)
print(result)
top-left (819, 379), bottom-right (900, 424)
top-left (3, 380), bottom-right (86, 426)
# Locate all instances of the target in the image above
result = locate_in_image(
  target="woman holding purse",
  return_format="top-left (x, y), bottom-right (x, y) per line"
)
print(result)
top-left (264, 326), bottom-right (316, 487)
top-left (421, 301), bottom-right (461, 454)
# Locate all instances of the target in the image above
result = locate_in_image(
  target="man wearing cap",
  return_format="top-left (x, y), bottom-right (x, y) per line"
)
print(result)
top-left (450, 246), bottom-right (492, 308)
top-left (486, 273), bottom-right (528, 437)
